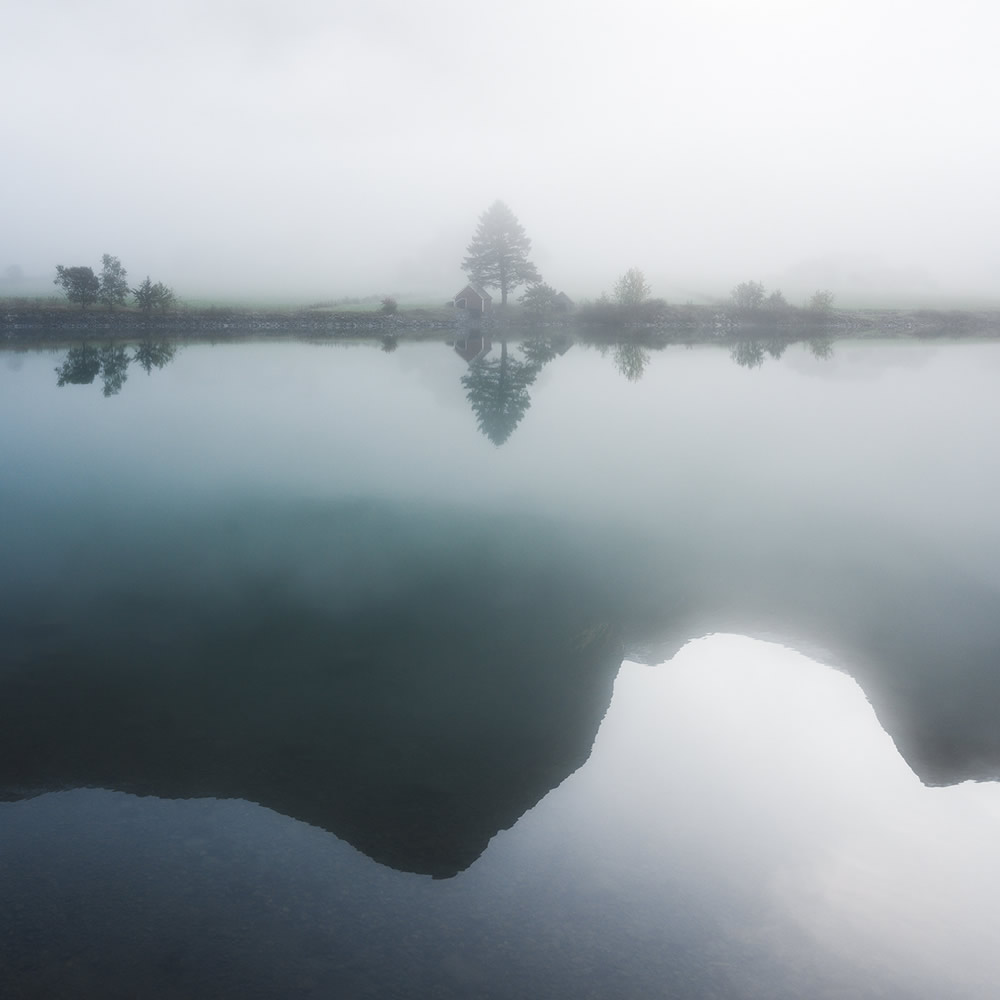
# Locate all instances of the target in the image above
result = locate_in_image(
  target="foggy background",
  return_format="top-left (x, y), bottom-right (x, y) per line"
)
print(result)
top-left (3, 0), bottom-right (998, 306)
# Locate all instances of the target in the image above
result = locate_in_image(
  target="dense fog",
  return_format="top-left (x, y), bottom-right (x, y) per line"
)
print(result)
top-left (3, 0), bottom-right (998, 305)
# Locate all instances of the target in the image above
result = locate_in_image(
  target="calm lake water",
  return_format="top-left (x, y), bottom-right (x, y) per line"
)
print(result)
top-left (2, 334), bottom-right (999, 998)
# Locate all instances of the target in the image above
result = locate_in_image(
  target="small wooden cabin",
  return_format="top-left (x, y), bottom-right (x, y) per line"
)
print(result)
top-left (453, 284), bottom-right (492, 313)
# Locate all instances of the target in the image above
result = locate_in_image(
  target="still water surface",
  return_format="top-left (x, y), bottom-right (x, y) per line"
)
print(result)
top-left (1, 336), bottom-right (999, 997)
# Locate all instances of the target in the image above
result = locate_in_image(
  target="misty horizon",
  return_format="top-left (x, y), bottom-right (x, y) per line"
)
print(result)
top-left (3, 1), bottom-right (998, 307)
top-left (4, 243), bottom-right (995, 312)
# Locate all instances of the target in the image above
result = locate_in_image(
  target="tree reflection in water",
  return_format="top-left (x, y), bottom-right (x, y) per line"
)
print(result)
top-left (133, 340), bottom-right (176, 374)
top-left (97, 345), bottom-right (131, 397)
top-left (460, 335), bottom-right (567, 446)
top-left (55, 345), bottom-right (101, 387)
top-left (729, 340), bottom-right (766, 370)
top-left (462, 341), bottom-right (536, 445)
top-left (55, 341), bottom-right (177, 396)
top-left (613, 342), bottom-right (650, 382)
top-left (728, 335), bottom-right (835, 369)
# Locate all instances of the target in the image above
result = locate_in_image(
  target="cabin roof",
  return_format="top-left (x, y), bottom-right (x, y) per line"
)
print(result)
top-left (455, 283), bottom-right (492, 302)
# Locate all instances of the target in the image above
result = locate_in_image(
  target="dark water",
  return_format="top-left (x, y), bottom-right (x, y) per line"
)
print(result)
top-left (2, 336), bottom-right (999, 998)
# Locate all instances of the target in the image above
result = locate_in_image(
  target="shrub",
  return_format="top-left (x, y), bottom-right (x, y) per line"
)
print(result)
top-left (730, 281), bottom-right (766, 311)
top-left (520, 282), bottom-right (559, 317)
top-left (614, 268), bottom-right (650, 308)
top-left (809, 290), bottom-right (834, 312)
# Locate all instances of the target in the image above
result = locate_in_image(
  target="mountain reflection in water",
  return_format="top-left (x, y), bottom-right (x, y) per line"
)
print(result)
top-left (2, 336), bottom-right (1000, 998)
top-left (0, 503), bottom-right (623, 878)
top-left (3, 637), bottom-right (997, 999)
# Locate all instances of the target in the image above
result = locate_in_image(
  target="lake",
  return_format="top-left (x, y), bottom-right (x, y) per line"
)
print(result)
top-left (2, 334), bottom-right (999, 998)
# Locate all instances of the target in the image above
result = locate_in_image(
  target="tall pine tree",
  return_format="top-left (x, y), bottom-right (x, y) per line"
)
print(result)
top-left (462, 201), bottom-right (540, 305)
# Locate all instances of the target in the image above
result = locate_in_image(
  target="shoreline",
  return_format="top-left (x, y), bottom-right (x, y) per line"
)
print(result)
top-left (3, 303), bottom-right (1000, 346)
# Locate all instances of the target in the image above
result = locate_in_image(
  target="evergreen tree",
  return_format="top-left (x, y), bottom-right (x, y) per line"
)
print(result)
top-left (463, 201), bottom-right (540, 305)
top-left (132, 276), bottom-right (175, 315)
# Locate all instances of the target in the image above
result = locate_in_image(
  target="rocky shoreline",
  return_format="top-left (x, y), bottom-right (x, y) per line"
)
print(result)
top-left (0, 306), bottom-right (424, 341)
top-left (3, 303), bottom-right (1000, 345)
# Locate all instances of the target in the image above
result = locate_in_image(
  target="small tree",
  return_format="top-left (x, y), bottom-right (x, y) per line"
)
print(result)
top-left (614, 268), bottom-right (650, 308)
top-left (133, 276), bottom-right (175, 315)
top-left (380, 296), bottom-right (398, 315)
top-left (809, 289), bottom-right (834, 312)
top-left (54, 265), bottom-right (100, 308)
top-left (98, 254), bottom-right (129, 310)
top-left (520, 282), bottom-right (559, 318)
top-left (133, 276), bottom-right (156, 314)
top-left (731, 281), bottom-right (766, 310)
top-left (153, 282), bottom-right (175, 313)
top-left (463, 200), bottom-right (541, 305)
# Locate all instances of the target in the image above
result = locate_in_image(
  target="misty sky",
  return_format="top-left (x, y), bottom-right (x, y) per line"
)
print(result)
top-left (3, 0), bottom-right (998, 304)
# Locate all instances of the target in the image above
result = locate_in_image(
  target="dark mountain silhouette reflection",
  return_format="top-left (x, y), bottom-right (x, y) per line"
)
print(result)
top-left (3, 491), bottom-right (1000, 879)
top-left (0, 502), bottom-right (622, 878)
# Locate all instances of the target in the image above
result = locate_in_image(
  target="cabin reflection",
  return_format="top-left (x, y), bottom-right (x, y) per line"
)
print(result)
top-left (452, 333), bottom-right (492, 363)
